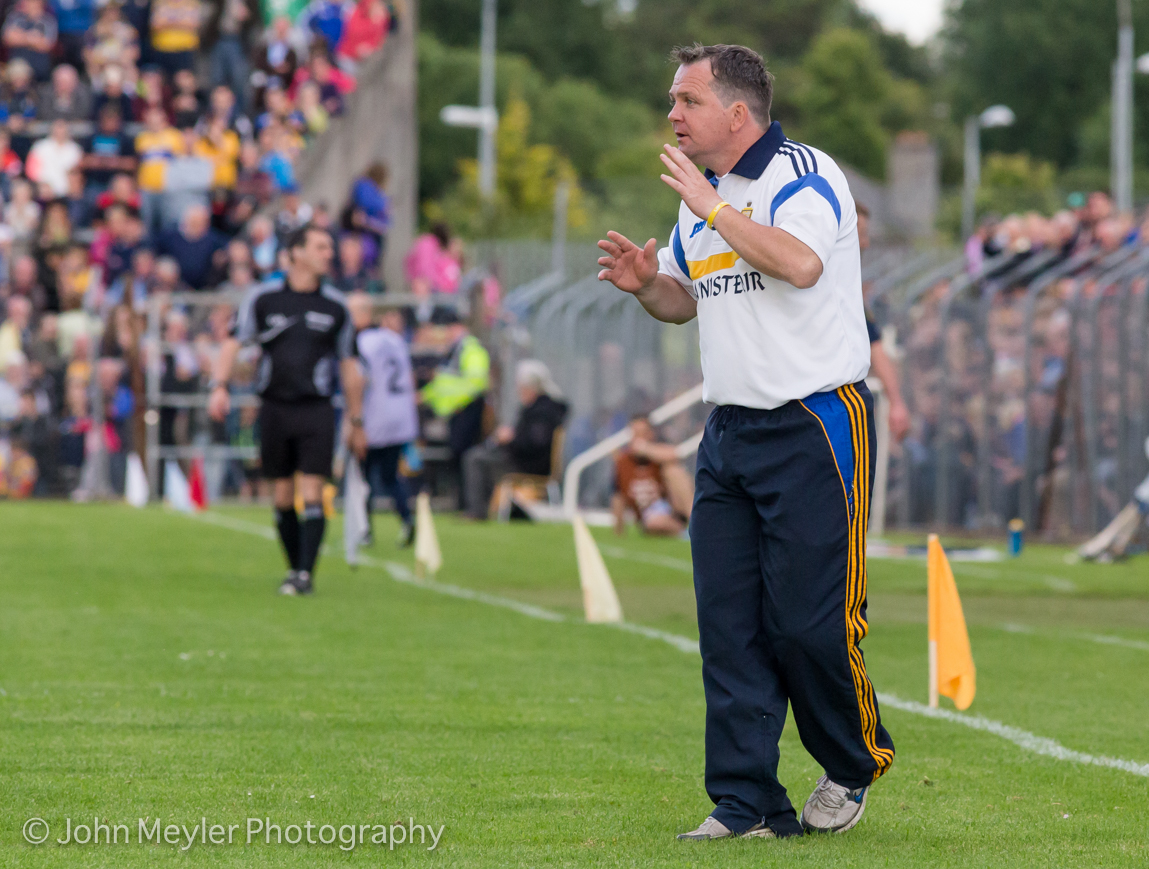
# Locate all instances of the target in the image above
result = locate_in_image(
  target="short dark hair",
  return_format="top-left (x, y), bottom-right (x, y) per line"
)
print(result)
top-left (670, 43), bottom-right (774, 127)
top-left (285, 223), bottom-right (329, 252)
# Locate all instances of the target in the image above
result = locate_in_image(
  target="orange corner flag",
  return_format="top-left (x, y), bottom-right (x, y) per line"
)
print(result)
top-left (927, 534), bottom-right (976, 710)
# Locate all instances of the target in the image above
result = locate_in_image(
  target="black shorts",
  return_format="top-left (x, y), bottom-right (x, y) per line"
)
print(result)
top-left (259, 400), bottom-right (337, 480)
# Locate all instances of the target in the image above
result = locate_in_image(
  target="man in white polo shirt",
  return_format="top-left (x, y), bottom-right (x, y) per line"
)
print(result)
top-left (598, 43), bottom-right (894, 841)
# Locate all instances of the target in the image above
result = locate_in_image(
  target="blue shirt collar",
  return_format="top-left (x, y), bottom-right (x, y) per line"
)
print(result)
top-left (703, 121), bottom-right (785, 186)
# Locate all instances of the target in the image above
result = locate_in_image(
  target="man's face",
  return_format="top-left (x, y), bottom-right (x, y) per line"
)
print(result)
top-left (630, 418), bottom-right (654, 443)
top-left (668, 62), bottom-right (734, 163)
top-left (292, 230), bottom-right (334, 276)
top-left (51, 120), bottom-right (69, 143)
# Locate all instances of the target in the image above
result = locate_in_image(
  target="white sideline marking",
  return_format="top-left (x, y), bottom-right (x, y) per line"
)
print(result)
top-left (876, 694), bottom-right (1149, 778)
top-left (1076, 633), bottom-right (1149, 652)
top-left (599, 545), bottom-right (693, 573)
top-left (189, 510), bottom-right (1149, 778)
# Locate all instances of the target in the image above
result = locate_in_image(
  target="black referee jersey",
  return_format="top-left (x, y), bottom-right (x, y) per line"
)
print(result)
top-left (232, 276), bottom-right (355, 403)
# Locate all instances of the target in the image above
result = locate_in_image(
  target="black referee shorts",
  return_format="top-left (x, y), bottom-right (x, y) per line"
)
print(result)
top-left (259, 399), bottom-right (337, 480)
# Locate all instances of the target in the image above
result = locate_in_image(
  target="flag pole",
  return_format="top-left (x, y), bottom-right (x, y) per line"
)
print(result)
top-left (928, 533), bottom-right (939, 708)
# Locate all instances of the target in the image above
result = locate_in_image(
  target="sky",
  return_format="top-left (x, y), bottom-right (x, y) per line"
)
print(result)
top-left (857, 0), bottom-right (945, 45)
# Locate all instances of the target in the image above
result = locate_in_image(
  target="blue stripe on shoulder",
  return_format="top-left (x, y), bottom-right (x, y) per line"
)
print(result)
top-left (770, 173), bottom-right (842, 226)
top-left (801, 390), bottom-right (855, 496)
top-left (671, 223), bottom-right (688, 277)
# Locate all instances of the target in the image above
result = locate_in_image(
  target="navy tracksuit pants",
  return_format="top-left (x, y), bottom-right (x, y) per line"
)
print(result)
top-left (691, 382), bottom-right (894, 837)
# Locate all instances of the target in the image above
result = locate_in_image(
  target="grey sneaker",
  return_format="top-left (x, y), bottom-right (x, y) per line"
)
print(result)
top-left (677, 817), bottom-right (776, 840)
top-left (801, 774), bottom-right (868, 833)
top-left (677, 817), bottom-right (732, 840)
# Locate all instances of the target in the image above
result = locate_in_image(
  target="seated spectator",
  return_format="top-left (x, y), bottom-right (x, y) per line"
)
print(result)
top-left (0, 295), bottom-right (33, 366)
top-left (300, 0), bottom-right (349, 55)
top-left (171, 68), bottom-right (203, 129)
top-left (253, 16), bottom-right (305, 101)
top-left (0, 350), bottom-right (30, 419)
top-left (57, 373), bottom-right (90, 491)
top-left (10, 386), bottom-right (51, 493)
top-left (257, 82), bottom-right (306, 135)
top-left (49, 0), bottom-right (94, 70)
top-left (461, 359), bottom-right (568, 519)
top-left (291, 49), bottom-right (354, 115)
top-left (336, 0), bottom-right (389, 71)
top-left (206, 84), bottom-right (253, 141)
top-left (157, 203), bottom-right (226, 289)
top-left (0, 129), bottom-right (25, 197)
top-left (26, 119), bottom-right (83, 197)
top-left (3, 0), bottom-right (59, 82)
top-left (0, 58), bottom-right (40, 136)
top-left (611, 416), bottom-right (694, 537)
top-left (7, 253), bottom-right (48, 313)
top-left (246, 214), bottom-right (277, 273)
top-left (257, 122), bottom-right (296, 192)
top-left (274, 187), bottom-right (312, 238)
top-left (149, 0), bottom-right (202, 77)
top-left (135, 105), bottom-right (185, 235)
top-left (36, 63), bottom-right (92, 122)
top-left (55, 243), bottom-right (98, 311)
top-left (204, 0), bottom-right (259, 114)
top-left (94, 202), bottom-right (146, 285)
top-left (64, 166), bottom-right (93, 228)
top-left (151, 254), bottom-right (188, 294)
top-left (94, 172), bottom-right (141, 215)
top-left (130, 67), bottom-right (169, 123)
top-left (296, 80), bottom-right (329, 136)
top-left (193, 116), bottom-right (241, 190)
top-left (91, 64), bottom-right (134, 121)
top-left (334, 232), bottom-right (370, 293)
top-left (104, 245), bottom-right (154, 312)
top-left (5, 177), bottom-right (42, 245)
top-left (81, 106), bottom-right (138, 190)
top-left (83, 4), bottom-right (139, 89)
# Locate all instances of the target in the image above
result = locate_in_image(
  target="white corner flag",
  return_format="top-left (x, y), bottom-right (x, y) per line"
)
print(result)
top-left (343, 456), bottom-right (369, 566)
top-left (125, 453), bottom-right (149, 508)
top-left (163, 461), bottom-right (194, 513)
top-left (572, 514), bottom-right (623, 623)
top-left (413, 491), bottom-right (442, 577)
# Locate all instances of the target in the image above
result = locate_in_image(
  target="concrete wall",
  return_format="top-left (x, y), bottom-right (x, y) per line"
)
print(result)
top-left (295, 1), bottom-right (418, 291)
top-left (886, 131), bottom-right (939, 240)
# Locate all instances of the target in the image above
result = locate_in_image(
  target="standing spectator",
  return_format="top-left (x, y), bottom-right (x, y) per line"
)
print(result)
top-left (36, 63), bottom-right (92, 121)
top-left (157, 202), bottom-right (226, 289)
top-left (207, 83), bottom-right (253, 141)
top-left (334, 232), bottom-right (370, 293)
top-left (83, 4), bottom-right (139, 89)
top-left (149, 0), bottom-right (202, 77)
top-left (257, 123), bottom-right (296, 192)
top-left (49, 0), bottom-right (94, 69)
top-left (404, 222), bottom-right (461, 296)
top-left (104, 245), bottom-right (154, 311)
top-left (64, 166), bottom-right (93, 228)
top-left (93, 171), bottom-right (141, 214)
top-left (135, 105), bottom-right (185, 236)
top-left (80, 106), bottom-right (137, 190)
top-left (7, 253), bottom-right (48, 313)
top-left (345, 161), bottom-right (390, 265)
top-left (204, 0), bottom-right (259, 114)
top-left (3, 0), bottom-right (59, 82)
top-left (246, 214), bottom-right (276, 273)
top-left (130, 66), bottom-right (169, 122)
top-left (26, 119), bottom-right (83, 196)
top-left (296, 80), bottom-right (328, 136)
top-left (290, 49), bottom-right (353, 115)
top-left (335, 0), bottom-right (388, 71)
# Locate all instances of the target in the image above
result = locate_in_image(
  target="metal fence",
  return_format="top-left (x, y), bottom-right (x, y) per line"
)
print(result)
top-left (497, 242), bottom-right (1149, 536)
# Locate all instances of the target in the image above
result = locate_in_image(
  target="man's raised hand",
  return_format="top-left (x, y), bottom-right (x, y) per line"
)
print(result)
top-left (597, 231), bottom-right (659, 294)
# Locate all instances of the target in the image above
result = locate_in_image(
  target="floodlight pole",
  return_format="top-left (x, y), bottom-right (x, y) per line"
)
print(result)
top-left (961, 115), bottom-right (980, 241)
top-left (478, 0), bottom-right (497, 199)
top-left (1113, 0), bottom-right (1135, 213)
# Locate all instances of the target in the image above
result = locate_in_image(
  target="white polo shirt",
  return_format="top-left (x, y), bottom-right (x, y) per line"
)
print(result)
top-left (656, 122), bottom-right (870, 409)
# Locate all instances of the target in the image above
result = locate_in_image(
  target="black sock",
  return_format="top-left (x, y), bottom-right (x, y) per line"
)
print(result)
top-left (298, 502), bottom-right (326, 577)
top-left (275, 507), bottom-right (300, 571)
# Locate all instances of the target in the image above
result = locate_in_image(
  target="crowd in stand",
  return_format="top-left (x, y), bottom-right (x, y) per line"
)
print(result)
top-left (888, 190), bottom-right (1149, 533)
top-left (0, 0), bottom-right (404, 495)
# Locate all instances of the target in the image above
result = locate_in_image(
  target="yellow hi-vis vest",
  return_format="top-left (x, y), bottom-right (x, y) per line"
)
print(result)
top-left (420, 334), bottom-right (490, 418)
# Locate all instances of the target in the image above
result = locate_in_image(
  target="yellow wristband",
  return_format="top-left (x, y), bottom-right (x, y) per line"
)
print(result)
top-left (706, 201), bottom-right (731, 229)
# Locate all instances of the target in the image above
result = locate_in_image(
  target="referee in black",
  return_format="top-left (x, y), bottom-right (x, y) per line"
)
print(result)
top-left (209, 224), bottom-right (366, 595)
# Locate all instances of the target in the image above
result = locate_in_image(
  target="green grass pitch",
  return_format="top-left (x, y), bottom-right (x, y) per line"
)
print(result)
top-left (1, 500), bottom-right (1147, 867)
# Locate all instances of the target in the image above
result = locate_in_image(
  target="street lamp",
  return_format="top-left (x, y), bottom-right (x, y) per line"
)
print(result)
top-left (961, 104), bottom-right (1015, 240)
top-left (439, 0), bottom-right (498, 199)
